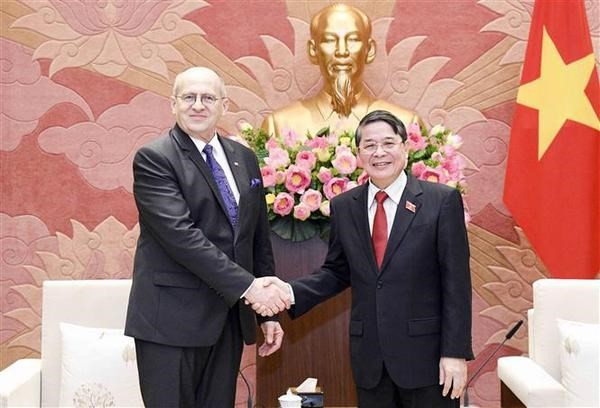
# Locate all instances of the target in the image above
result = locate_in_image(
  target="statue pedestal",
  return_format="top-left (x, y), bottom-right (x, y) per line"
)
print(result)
top-left (256, 233), bottom-right (357, 407)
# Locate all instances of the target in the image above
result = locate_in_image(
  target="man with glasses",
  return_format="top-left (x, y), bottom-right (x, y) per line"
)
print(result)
top-left (259, 110), bottom-right (473, 407)
top-left (125, 67), bottom-right (290, 407)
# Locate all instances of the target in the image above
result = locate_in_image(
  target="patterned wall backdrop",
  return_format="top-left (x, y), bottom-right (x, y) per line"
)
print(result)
top-left (1, 1), bottom-right (599, 406)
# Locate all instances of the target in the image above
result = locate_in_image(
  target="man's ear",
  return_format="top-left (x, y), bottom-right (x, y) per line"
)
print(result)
top-left (308, 39), bottom-right (318, 64)
top-left (366, 38), bottom-right (376, 64)
top-left (222, 97), bottom-right (229, 114)
top-left (170, 96), bottom-right (177, 114)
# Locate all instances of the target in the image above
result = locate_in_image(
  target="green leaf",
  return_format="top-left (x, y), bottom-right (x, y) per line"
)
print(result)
top-left (270, 217), bottom-right (320, 242)
top-left (315, 126), bottom-right (330, 137)
top-left (411, 150), bottom-right (427, 160)
top-left (319, 222), bottom-right (331, 242)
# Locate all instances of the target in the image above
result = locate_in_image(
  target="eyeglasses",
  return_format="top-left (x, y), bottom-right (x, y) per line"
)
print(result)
top-left (176, 93), bottom-right (226, 107)
top-left (359, 141), bottom-right (402, 154)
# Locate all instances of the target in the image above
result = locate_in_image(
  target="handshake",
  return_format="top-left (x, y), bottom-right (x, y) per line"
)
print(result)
top-left (244, 276), bottom-right (292, 317)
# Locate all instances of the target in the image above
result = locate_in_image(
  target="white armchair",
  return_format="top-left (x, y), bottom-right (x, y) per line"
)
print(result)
top-left (497, 278), bottom-right (600, 407)
top-left (0, 279), bottom-right (138, 407)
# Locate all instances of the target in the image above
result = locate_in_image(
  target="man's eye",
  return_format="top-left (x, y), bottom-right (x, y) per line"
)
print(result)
top-left (364, 144), bottom-right (376, 150)
top-left (384, 143), bottom-right (396, 149)
top-left (203, 95), bottom-right (217, 104)
top-left (182, 95), bottom-right (196, 103)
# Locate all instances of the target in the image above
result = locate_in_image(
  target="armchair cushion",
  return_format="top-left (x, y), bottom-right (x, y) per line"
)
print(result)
top-left (0, 359), bottom-right (41, 407)
top-left (557, 319), bottom-right (600, 407)
top-left (497, 279), bottom-right (600, 407)
top-left (497, 356), bottom-right (565, 407)
top-left (59, 323), bottom-right (143, 408)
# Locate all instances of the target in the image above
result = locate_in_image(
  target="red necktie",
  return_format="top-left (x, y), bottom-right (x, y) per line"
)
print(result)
top-left (372, 191), bottom-right (388, 269)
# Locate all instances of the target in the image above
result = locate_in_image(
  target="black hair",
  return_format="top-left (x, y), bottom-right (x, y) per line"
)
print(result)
top-left (355, 110), bottom-right (407, 146)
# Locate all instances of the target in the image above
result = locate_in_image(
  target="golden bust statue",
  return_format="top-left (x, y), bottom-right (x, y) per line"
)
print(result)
top-left (261, 3), bottom-right (421, 137)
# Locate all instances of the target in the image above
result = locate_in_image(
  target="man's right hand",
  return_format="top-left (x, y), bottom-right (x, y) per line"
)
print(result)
top-left (244, 277), bottom-right (291, 317)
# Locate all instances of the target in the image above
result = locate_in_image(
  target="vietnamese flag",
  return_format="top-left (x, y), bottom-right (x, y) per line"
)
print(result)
top-left (504, 0), bottom-right (599, 279)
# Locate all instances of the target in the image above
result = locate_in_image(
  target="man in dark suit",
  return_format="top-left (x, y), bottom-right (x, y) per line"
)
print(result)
top-left (259, 110), bottom-right (473, 407)
top-left (125, 67), bottom-right (290, 407)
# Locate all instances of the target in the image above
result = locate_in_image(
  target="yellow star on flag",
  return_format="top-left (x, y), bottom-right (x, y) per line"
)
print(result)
top-left (516, 26), bottom-right (600, 160)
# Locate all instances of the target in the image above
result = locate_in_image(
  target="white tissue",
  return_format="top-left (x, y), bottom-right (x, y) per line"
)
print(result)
top-left (295, 377), bottom-right (318, 393)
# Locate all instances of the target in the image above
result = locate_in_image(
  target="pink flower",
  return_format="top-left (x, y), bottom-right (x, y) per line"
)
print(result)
top-left (407, 123), bottom-right (427, 151)
top-left (447, 134), bottom-right (463, 149)
top-left (320, 200), bottom-right (331, 216)
top-left (357, 170), bottom-right (369, 185)
top-left (275, 171), bottom-right (286, 184)
top-left (431, 152), bottom-right (443, 163)
top-left (285, 165), bottom-right (311, 193)
top-left (345, 181), bottom-right (358, 191)
top-left (420, 168), bottom-right (441, 183)
top-left (327, 132), bottom-right (339, 146)
top-left (441, 155), bottom-right (460, 178)
top-left (266, 137), bottom-right (280, 150)
top-left (300, 189), bottom-right (322, 211)
top-left (293, 203), bottom-right (311, 221)
top-left (335, 145), bottom-right (352, 155)
top-left (306, 137), bottom-right (328, 149)
top-left (420, 167), bottom-right (449, 184)
top-left (441, 144), bottom-right (456, 158)
top-left (295, 150), bottom-right (317, 170)
top-left (273, 192), bottom-right (294, 216)
top-left (264, 147), bottom-right (290, 169)
top-left (283, 128), bottom-right (300, 148)
top-left (260, 166), bottom-right (277, 188)
top-left (317, 167), bottom-right (333, 183)
top-left (410, 161), bottom-right (427, 178)
top-left (324, 177), bottom-right (348, 200)
top-left (332, 152), bottom-right (357, 175)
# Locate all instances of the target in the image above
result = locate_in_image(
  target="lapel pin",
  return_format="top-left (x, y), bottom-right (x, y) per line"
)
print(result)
top-left (234, 162), bottom-right (239, 166)
top-left (405, 200), bottom-right (416, 213)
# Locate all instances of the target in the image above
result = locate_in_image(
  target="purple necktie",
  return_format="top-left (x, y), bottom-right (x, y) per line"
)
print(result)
top-left (203, 144), bottom-right (238, 227)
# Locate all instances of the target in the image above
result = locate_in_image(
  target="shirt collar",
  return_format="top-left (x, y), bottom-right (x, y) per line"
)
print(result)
top-left (190, 132), bottom-right (222, 156)
top-left (367, 171), bottom-right (407, 208)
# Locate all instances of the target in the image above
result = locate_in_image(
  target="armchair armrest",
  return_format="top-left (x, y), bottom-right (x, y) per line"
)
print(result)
top-left (498, 356), bottom-right (565, 407)
top-left (0, 359), bottom-right (41, 408)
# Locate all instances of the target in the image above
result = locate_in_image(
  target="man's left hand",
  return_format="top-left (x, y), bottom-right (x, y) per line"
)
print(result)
top-left (258, 321), bottom-right (284, 357)
top-left (439, 357), bottom-right (467, 399)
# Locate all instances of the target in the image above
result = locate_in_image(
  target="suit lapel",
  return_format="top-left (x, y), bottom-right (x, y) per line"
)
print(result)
top-left (380, 175), bottom-right (423, 273)
top-left (171, 127), bottom-right (235, 230)
top-left (349, 184), bottom-right (379, 273)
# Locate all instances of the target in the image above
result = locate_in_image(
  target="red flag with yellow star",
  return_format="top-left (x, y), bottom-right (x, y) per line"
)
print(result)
top-left (504, 0), bottom-right (599, 279)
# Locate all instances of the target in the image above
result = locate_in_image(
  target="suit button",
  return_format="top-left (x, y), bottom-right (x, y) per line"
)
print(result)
top-left (377, 280), bottom-right (383, 289)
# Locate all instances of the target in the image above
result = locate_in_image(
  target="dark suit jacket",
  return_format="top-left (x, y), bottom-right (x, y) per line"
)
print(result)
top-left (290, 174), bottom-right (473, 389)
top-left (125, 124), bottom-right (274, 347)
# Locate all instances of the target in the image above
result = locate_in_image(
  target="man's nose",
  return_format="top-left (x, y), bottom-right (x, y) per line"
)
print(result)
top-left (335, 39), bottom-right (350, 57)
top-left (373, 144), bottom-right (387, 155)
top-left (191, 97), bottom-right (205, 110)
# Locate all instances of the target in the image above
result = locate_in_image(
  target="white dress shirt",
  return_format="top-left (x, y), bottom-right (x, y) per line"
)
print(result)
top-left (190, 134), bottom-right (240, 204)
top-left (367, 172), bottom-right (407, 238)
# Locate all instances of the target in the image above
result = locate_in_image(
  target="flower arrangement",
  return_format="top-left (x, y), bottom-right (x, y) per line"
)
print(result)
top-left (244, 123), bottom-right (467, 241)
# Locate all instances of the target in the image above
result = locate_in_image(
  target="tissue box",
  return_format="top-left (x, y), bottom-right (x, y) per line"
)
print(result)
top-left (290, 387), bottom-right (324, 408)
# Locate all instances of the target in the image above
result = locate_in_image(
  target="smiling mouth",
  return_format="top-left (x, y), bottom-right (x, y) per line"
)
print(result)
top-left (372, 162), bottom-right (390, 168)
